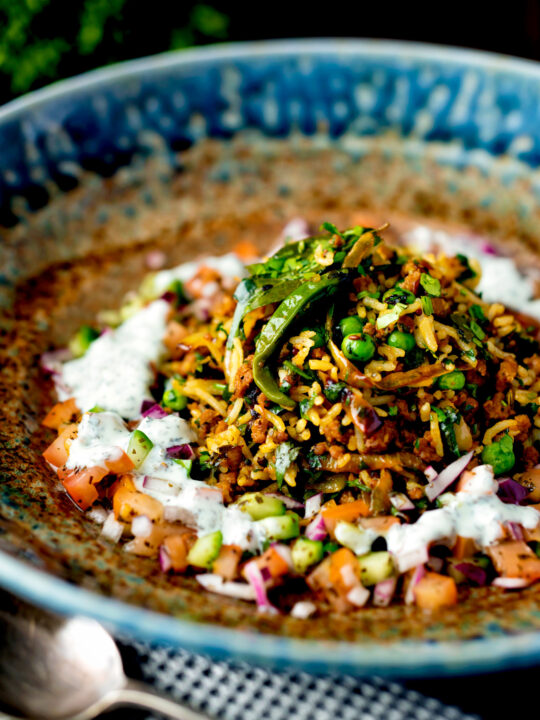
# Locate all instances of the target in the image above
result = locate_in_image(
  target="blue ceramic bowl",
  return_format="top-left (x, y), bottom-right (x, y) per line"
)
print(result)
top-left (3, 39), bottom-right (540, 677)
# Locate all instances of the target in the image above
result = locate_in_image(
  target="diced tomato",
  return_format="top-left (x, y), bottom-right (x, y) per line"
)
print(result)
top-left (162, 533), bottom-right (192, 572)
top-left (213, 544), bottom-right (242, 581)
top-left (113, 487), bottom-right (163, 522)
top-left (414, 572), bottom-right (458, 610)
top-left (42, 423), bottom-right (78, 468)
top-left (487, 541), bottom-right (540, 581)
top-left (42, 398), bottom-right (79, 430)
top-left (62, 468), bottom-right (103, 509)
top-left (452, 535), bottom-right (478, 560)
top-left (328, 547), bottom-right (360, 594)
top-left (232, 240), bottom-right (258, 261)
top-left (247, 546), bottom-right (289, 582)
top-left (322, 499), bottom-right (369, 538)
top-left (104, 450), bottom-right (134, 474)
top-left (128, 523), bottom-right (194, 558)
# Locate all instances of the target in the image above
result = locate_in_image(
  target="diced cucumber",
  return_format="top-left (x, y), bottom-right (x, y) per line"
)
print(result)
top-left (237, 492), bottom-right (285, 521)
top-left (257, 512), bottom-right (300, 541)
top-left (69, 325), bottom-right (100, 358)
top-left (127, 429), bottom-right (154, 468)
top-left (292, 538), bottom-right (323, 573)
top-left (174, 458), bottom-right (192, 474)
top-left (334, 521), bottom-right (373, 556)
top-left (162, 377), bottom-right (188, 411)
top-left (187, 530), bottom-right (223, 569)
top-left (357, 551), bottom-right (395, 586)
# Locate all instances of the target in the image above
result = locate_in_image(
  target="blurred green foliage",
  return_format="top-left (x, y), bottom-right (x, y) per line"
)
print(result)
top-left (0, 0), bottom-right (230, 103)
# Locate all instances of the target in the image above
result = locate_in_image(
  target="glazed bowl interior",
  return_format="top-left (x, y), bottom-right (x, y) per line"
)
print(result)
top-left (3, 39), bottom-right (540, 676)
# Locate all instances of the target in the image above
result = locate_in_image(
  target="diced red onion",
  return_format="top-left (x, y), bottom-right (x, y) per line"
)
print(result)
top-left (86, 506), bottom-right (108, 525)
top-left (271, 542), bottom-right (294, 570)
top-left (260, 566), bottom-right (272, 582)
top-left (100, 512), bottom-right (124, 543)
top-left (425, 451), bottom-right (474, 502)
top-left (505, 522), bottom-right (524, 541)
top-left (497, 478), bottom-right (530, 505)
top-left (40, 348), bottom-right (72, 374)
top-left (427, 556), bottom-right (444, 572)
top-left (304, 493), bottom-right (322, 519)
top-left (480, 242), bottom-right (498, 256)
top-left (166, 444), bottom-right (194, 460)
top-left (455, 562), bottom-right (488, 586)
top-left (159, 545), bottom-right (172, 573)
top-left (196, 573), bottom-right (256, 600)
top-left (390, 493), bottom-right (415, 511)
top-left (266, 493), bottom-right (304, 510)
top-left (306, 513), bottom-right (327, 541)
top-left (192, 299), bottom-right (212, 322)
top-left (142, 476), bottom-right (178, 496)
top-left (141, 403), bottom-right (168, 419)
top-left (492, 577), bottom-right (531, 589)
top-left (373, 577), bottom-right (397, 607)
top-left (281, 218), bottom-right (310, 242)
top-left (350, 394), bottom-right (382, 437)
top-left (160, 291), bottom-right (177, 304)
top-left (290, 601), bottom-right (317, 619)
top-left (340, 564), bottom-right (358, 587)
top-left (346, 585), bottom-right (370, 607)
top-left (405, 564), bottom-right (426, 605)
top-left (140, 399), bottom-right (155, 415)
top-left (146, 249), bottom-right (166, 270)
top-left (424, 466), bottom-right (438, 482)
top-left (393, 545), bottom-right (429, 574)
top-left (244, 561), bottom-right (279, 614)
top-left (131, 515), bottom-right (152, 538)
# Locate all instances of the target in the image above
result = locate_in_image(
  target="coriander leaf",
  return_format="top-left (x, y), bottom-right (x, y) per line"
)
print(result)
top-left (275, 442), bottom-right (300, 489)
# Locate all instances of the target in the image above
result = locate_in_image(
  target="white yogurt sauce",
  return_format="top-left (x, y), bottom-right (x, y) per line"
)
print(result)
top-left (65, 410), bottom-right (261, 550)
top-left (387, 465), bottom-right (540, 572)
top-left (405, 225), bottom-right (540, 320)
top-left (152, 253), bottom-right (246, 295)
top-left (59, 300), bottom-right (170, 420)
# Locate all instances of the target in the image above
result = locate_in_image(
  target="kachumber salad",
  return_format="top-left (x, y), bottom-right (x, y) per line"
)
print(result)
top-left (41, 222), bottom-right (540, 617)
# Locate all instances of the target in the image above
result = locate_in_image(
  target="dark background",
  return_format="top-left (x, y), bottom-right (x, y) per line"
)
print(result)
top-left (2, 0), bottom-right (540, 105)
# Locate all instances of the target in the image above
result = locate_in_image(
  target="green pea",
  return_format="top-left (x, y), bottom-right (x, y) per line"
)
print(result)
top-left (162, 377), bottom-right (188, 411)
top-left (387, 330), bottom-right (416, 352)
top-left (438, 371), bottom-right (466, 391)
top-left (339, 316), bottom-right (366, 337)
top-left (383, 286), bottom-right (415, 306)
top-left (481, 435), bottom-right (515, 475)
top-left (341, 333), bottom-right (376, 362)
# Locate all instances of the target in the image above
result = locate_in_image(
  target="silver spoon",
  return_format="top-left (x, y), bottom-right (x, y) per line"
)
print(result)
top-left (0, 601), bottom-right (211, 720)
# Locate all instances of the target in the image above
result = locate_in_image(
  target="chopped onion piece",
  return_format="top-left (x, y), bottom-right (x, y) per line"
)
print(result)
top-left (505, 522), bottom-right (524, 541)
top-left (101, 512), bottom-right (123, 543)
top-left (390, 493), bottom-right (415, 511)
top-left (425, 451), bottom-right (474, 501)
top-left (142, 476), bottom-right (179, 496)
top-left (87, 506), bottom-right (108, 525)
top-left (492, 577), bottom-right (531, 589)
top-left (266, 493), bottom-right (304, 510)
top-left (454, 562), bottom-right (488, 586)
top-left (304, 493), bottom-right (322, 519)
top-left (131, 515), bottom-right (152, 538)
top-left (244, 561), bottom-right (279, 614)
top-left (141, 403), bottom-right (168, 419)
top-left (405, 564), bottom-right (426, 605)
top-left (393, 545), bottom-right (429, 574)
top-left (305, 513), bottom-right (327, 541)
top-left (196, 573), bottom-right (256, 600)
top-left (346, 585), bottom-right (370, 607)
top-left (373, 577), bottom-right (397, 607)
top-left (166, 444), bottom-right (194, 460)
top-left (290, 601), bottom-right (317, 619)
top-left (497, 478), bottom-right (530, 505)
top-left (159, 546), bottom-right (172, 573)
top-left (424, 466), bottom-right (438, 482)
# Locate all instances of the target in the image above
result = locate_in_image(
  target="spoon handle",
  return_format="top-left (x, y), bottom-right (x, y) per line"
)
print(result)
top-left (103, 680), bottom-right (213, 720)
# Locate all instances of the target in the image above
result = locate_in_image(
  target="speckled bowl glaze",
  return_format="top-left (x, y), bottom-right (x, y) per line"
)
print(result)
top-left (4, 40), bottom-right (540, 677)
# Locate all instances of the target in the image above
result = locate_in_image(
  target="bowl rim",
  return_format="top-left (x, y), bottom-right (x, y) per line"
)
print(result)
top-left (2, 548), bottom-right (540, 677)
top-left (2, 37), bottom-right (540, 124)
top-left (3, 37), bottom-right (540, 676)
